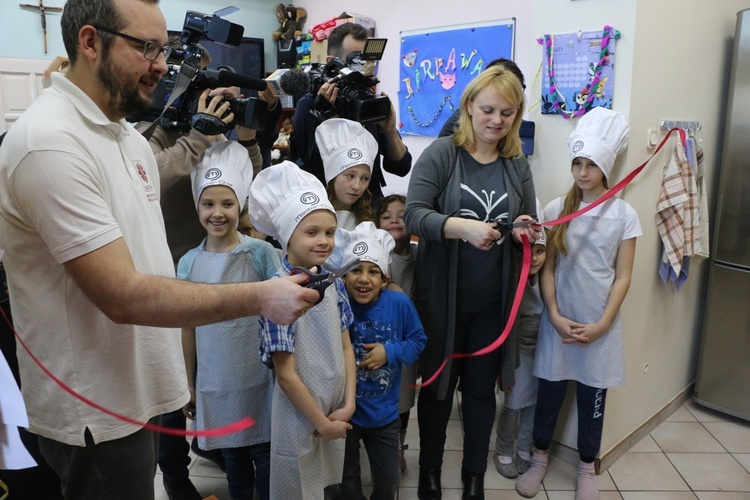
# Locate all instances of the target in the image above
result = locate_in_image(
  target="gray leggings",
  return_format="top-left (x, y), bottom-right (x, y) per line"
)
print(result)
top-left (495, 403), bottom-right (535, 457)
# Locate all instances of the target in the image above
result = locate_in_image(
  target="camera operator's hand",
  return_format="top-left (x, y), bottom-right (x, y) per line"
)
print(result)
top-left (235, 125), bottom-right (257, 142)
top-left (208, 86), bottom-right (241, 100)
top-left (376, 91), bottom-right (408, 161)
top-left (258, 86), bottom-right (280, 110)
top-left (43, 55), bottom-right (70, 89)
top-left (317, 81), bottom-right (339, 106)
top-left (198, 89), bottom-right (234, 142)
top-left (377, 92), bottom-right (398, 132)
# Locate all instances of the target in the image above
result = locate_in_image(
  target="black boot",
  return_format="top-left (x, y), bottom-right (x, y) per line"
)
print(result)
top-left (461, 467), bottom-right (484, 500)
top-left (190, 436), bottom-right (226, 471)
top-left (417, 466), bottom-right (442, 499)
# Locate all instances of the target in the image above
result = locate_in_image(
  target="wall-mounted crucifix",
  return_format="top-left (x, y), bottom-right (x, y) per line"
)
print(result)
top-left (20, 1), bottom-right (63, 54)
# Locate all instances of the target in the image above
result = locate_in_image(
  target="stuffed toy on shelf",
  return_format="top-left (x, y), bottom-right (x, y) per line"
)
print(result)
top-left (272, 3), bottom-right (308, 41)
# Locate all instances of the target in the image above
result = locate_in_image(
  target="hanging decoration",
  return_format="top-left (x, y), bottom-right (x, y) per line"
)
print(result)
top-left (539, 25), bottom-right (619, 119)
top-left (398, 19), bottom-right (515, 137)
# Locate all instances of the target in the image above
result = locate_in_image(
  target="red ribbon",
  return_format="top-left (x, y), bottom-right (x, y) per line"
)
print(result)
top-left (419, 128), bottom-right (681, 388)
top-left (0, 307), bottom-right (255, 437)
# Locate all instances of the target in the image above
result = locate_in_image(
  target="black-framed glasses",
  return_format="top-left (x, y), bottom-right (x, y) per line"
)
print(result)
top-left (93, 26), bottom-right (171, 62)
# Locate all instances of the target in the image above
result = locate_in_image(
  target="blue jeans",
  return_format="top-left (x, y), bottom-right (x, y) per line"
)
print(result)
top-left (37, 417), bottom-right (160, 499)
top-left (533, 379), bottom-right (608, 463)
top-left (221, 442), bottom-right (271, 500)
top-left (340, 418), bottom-right (401, 500)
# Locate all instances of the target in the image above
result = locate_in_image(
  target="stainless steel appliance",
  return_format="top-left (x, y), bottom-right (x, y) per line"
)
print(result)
top-left (694, 8), bottom-right (750, 421)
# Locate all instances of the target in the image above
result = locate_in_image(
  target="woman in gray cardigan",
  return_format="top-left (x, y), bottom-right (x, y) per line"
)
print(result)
top-left (404, 65), bottom-right (541, 500)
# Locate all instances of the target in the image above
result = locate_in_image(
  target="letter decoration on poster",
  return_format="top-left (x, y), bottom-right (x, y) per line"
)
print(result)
top-left (539, 25), bottom-right (619, 119)
top-left (398, 19), bottom-right (515, 137)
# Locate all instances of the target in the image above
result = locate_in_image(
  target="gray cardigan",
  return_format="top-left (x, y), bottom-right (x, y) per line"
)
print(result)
top-left (404, 137), bottom-right (537, 399)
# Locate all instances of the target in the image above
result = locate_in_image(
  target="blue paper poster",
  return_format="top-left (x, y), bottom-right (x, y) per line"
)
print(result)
top-left (398, 20), bottom-right (515, 137)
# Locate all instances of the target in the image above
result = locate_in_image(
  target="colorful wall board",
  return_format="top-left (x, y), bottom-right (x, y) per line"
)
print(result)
top-left (398, 20), bottom-right (515, 137)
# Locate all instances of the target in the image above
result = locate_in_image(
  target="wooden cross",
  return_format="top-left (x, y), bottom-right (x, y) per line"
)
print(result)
top-left (20, 1), bottom-right (63, 54)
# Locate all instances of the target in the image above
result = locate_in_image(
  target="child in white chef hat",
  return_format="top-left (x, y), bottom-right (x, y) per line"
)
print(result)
top-left (246, 161), bottom-right (357, 499)
top-left (179, 140), bottom-right (281, 500)
top-left (516, 108), bottom-right (642, 500)
top-left (327, 221), bottom-right (426, 499)
top-left (316, 118), bottom-right (379, 230)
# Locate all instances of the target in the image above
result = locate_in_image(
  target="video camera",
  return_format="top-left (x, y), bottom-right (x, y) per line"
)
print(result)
top-left (308, 38), bottom-right (390, 125)
top-left (133, 10), bottom-right (268, 135)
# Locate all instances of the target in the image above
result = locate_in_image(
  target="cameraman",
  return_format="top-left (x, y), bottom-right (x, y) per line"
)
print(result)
top-left (135, 42), bottom-right (264, 263)
top-left (134, 45), bottom-right (263, 500)
top-left (292, 23), bottom-right (411, 203)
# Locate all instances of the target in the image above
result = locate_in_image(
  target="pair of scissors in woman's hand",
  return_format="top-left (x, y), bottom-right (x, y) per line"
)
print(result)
top-left (290, 259), bottom-right (361, 305)
top-left (494, 217), bottom-right (540, 234)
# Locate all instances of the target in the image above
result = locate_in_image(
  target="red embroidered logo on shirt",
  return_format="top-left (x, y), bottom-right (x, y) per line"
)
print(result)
top-left (135, 161), bottom-right (158, 202)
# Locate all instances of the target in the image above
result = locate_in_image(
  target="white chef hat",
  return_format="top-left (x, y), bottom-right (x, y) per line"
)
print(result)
top-left (247, 161), bottom-right (335, 252)
top-left (191, 141), bottom-right (254, 211)
top-left (328, 221), bottom-right (395, 276)
top-left (315, 118), bottom-right (379, 184)
top-left (566, 107), bottom-right (630, 180)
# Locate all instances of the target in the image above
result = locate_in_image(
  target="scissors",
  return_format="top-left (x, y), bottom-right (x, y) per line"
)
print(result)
top-left (494, 218), bottom-right (540, 234)
top-left (290, 259), bottom-right (361, 304)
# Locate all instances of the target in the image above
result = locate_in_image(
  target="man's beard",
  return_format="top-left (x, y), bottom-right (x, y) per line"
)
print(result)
top-left (97, 53), bottom-right (156, 119)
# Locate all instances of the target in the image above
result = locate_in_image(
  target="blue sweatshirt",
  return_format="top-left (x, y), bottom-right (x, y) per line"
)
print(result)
top-left (348, 289), bottom-right (427, 428)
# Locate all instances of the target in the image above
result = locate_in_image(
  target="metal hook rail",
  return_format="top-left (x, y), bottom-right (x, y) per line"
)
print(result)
top-left (660, 120), bottom-right (701, 132)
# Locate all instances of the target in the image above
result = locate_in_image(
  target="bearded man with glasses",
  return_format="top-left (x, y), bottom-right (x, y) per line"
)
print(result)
top-left (0, 1), bottom-right (318, 498)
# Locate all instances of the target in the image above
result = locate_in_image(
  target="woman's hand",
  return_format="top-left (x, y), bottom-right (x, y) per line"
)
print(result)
top-left (463, 219), bottom-right (503, 250)
top-left (511, 215), bottom-right (543, 244)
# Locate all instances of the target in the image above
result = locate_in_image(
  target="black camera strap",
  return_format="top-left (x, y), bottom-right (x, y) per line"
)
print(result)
top-left (140, 64), bottom-right (198, 141)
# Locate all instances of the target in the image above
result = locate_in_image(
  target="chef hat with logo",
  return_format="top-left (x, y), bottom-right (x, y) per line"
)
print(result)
top-left (328, 221), bottom-right (396, 276)
top-left (191, 141), bottom-right (254, 211)
top-left (315, 118), bottom-right (379, 184)
top-left (247, 161), bottom-right (335, 252)
top-left (566, 107), bottom-right (630, 180)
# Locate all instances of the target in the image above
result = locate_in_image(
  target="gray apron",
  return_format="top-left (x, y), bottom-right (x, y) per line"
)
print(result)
top-left (189, 243), bottom-right (273, 450)
top-left (269, 272), bottom-right (346, 500)
top-left (534, 199), bottom-right (627, 389)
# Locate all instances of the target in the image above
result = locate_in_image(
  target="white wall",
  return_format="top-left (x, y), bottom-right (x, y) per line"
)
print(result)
top-left (0, 0), bottom-right (281, 72)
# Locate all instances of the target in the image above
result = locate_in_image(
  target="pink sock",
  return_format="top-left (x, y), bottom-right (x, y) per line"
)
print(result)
top-left (515, 452), bottom-right (548, 498)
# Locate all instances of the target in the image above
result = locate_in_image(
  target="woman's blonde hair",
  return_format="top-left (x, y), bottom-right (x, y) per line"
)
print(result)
top-left (453, 65), bottom-right (525, 158)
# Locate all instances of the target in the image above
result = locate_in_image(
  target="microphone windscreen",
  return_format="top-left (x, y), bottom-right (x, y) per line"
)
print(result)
top-left (279, 69), bottom-right (311, 97)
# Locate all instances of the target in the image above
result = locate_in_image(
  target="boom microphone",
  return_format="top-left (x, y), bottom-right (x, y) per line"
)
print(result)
top-left (266, 68), bottom-right (311, 97)
top-left (204, 69), bottom-right (268, 92)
